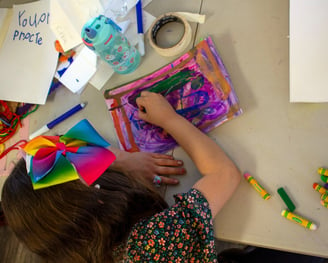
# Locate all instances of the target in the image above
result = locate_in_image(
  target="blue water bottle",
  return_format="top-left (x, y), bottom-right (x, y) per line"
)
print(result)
top-left (81, 15), bottom-right (140, 74)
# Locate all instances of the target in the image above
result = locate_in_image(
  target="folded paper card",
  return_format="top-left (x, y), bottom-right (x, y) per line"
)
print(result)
top-left (50, 0), bottom-right (104, 52)
top-left (0, 0), bottom-right (58, 104)
top-left (104, 36), bottom-right (242, 153)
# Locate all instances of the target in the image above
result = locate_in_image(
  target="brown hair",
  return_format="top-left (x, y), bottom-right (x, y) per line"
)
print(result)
top-left (1, 159), bottom-right (168, 263)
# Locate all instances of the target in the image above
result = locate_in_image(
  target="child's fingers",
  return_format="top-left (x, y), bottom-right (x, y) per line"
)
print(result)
top-left (136, 97), bottom-right (147, 118)
top-left (157, 175), bottom-right (180, 185)
top-left (137, 107), bottom-right (147, 120)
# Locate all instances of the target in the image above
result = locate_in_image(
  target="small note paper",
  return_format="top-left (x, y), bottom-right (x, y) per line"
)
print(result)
top-left (59, 47), bottom-right (97, 93)
top-left (290, 0), bottom-right (328, 102)
top-left (0, 0), bottom-right (58, 104)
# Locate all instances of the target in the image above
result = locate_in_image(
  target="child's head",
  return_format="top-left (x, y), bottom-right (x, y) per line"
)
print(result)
top-left (1, 158), bottom-right (167, 262)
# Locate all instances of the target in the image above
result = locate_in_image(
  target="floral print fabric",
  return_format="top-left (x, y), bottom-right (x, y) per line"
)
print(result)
top-left (126, 188), bottom-right (218, 262)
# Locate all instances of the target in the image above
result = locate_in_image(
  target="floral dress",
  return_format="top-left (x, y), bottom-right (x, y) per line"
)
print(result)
top-left (125, 188), bottom-right (218, 262)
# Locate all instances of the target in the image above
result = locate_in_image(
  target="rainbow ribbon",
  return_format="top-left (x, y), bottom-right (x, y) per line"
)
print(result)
top-left (24, 119), bottom-right (116, 189)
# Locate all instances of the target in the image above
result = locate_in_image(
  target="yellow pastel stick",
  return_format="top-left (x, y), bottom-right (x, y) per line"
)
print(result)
top-left (281, 210), bottom-right (317, 230)
top-left (244, 173), bottom-right (271, 200)
top-left (312, 183), bottom-right (328, 195)
top-left (318, 167), bottom-right (328, 176)
top-left (321, 200), bottom-right (328, 208)
top-left (321, 193), bottom-right (328, 202)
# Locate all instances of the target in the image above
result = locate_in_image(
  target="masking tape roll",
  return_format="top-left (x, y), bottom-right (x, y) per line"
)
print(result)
top-left (148, 12), bottom-right (192, 57)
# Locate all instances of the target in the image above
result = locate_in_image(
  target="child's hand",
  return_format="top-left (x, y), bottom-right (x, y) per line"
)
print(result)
top-left (119, 151), bottom-right (185, 185)
top-left (109, 147), bottom-right (186, 185)
top-left (136, 91), bottom-right (177, 128)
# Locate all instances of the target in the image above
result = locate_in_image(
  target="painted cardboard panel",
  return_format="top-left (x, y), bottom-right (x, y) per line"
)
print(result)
top-left (104, 36), bottom-right (242, 153)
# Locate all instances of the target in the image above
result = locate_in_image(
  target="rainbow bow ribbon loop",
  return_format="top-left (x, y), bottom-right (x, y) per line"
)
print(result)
top-left (23, 119), bottom-right (116, 190)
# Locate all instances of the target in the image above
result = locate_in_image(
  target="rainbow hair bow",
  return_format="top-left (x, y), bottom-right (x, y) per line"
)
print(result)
top-left (23, 119), bottom-right (116, 190)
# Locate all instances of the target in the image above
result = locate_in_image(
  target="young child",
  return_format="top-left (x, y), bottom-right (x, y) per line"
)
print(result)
top-left (1, 91), bottom-right (241, 262)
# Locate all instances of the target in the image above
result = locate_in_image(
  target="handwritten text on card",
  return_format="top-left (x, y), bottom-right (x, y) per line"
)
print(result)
top-left (12, 10), bottom-right (50, 45)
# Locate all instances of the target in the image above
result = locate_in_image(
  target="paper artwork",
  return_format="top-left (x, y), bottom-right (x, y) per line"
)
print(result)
top-left (104, 36), bottom-right (242, 153)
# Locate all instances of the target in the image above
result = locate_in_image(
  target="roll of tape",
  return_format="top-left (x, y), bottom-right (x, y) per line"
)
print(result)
top-left (148, 12), bottom-right (192, 57)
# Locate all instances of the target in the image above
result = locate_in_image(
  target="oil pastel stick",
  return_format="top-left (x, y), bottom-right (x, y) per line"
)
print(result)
top-left (321, 175), bottom-right (328, 183)
top-left (312, 183), bottom-right (328, 195)
top-left (277, 187), bottom-right (296, 212)
top-left (317, 167), bottom-right (328, 176)
top-left (281, 210), bottom-right (317, 230)
top-left (244, 173), bottom-right (271, 200)
top-left (321, 193), bottom-right (328, 202)
top-left (321, 200), bottom-right (328, 208)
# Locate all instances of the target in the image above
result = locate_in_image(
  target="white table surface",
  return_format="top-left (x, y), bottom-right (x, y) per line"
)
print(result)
top-left (194, 0), bottom-right (328, 258)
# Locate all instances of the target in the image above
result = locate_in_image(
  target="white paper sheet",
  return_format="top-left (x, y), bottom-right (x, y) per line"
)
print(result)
top-left (290, 0), bottom-right (328, 102)
top-left (0, 0), bottom-right (58, 104)
top-left (50, 0), bottom-right (104, 52)
top-left (0, 9), bottom-right (8, 27)
top-left (0, 8), bottom-right (12, 49)
top-left (89, 59), bottom-right (114, 90)
top-left (59, 47), bottom-right (97, 93)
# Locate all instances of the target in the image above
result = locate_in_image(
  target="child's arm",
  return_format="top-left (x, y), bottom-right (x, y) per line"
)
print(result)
top-left (136, 91), bottom-right (241, 217)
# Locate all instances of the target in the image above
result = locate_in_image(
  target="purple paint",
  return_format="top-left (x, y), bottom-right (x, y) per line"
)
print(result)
top-left (105, 36), bottom-right (242, 153)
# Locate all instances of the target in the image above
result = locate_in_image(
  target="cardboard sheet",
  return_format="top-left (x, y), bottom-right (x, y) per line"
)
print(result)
top-left (104, 37), bottom-right (242, 153)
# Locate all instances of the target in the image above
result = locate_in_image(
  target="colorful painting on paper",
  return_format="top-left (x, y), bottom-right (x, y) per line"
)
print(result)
top-left (104, 36), bottom-right (242, 153)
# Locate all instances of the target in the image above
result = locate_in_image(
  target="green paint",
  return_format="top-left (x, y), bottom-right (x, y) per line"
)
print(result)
top-left (147, 70), bottom-right (195, 94)
top-left (134, 69), bottom-right (203, 102)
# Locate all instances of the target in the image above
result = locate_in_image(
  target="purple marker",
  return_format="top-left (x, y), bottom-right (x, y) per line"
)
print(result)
top-left (29, 102), bottom-right (87, 140)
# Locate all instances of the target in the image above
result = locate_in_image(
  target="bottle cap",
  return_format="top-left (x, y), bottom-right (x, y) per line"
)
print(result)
top-left (81, 15), bottom-right (121, 51)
